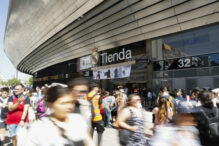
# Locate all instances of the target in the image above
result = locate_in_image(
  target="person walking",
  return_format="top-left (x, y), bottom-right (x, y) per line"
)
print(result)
top-left (88, 83), bottom-right (104, 146)
top-left (118, 94), bottom-right (147, 146)
top-left (6, 84), bottom-right (30, 146)
top-left (102, 91), bottom-right (115, 127)
top-left (0, 87), bottom-right (9, 146)
top-left (68, 77), bottom-right (92, 130)
top-left (25, 85), bottom-right (95, 146)
top-left (36, 87), bottom-right (48, 119)
top-left (196, 91), bottom-right (219, 146)
top-left (150, 105), bottom-right (201, 146)
top-left (152, 96), bottom-right (175, 129)
top-left (116, 92), bottom-right (126, 115)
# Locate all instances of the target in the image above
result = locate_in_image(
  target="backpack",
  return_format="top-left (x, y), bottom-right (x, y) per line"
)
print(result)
top-left (200, 107), bottom-right (219, 141)
top-left (167, 96), bottom-right (174, 120)
top-left (0, 98), bottom-right (8, 119)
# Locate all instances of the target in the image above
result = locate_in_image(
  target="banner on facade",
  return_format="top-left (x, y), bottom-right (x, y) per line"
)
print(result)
top-left (93, 65), bottom-right (131, 80)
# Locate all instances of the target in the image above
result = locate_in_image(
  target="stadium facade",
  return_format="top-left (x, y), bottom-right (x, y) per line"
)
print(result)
top-left (4, 0), bottom-right (219, 92)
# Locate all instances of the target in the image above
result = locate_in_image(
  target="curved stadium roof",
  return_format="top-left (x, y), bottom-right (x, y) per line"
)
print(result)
top-left (4, 0), bottom-right (219, 74)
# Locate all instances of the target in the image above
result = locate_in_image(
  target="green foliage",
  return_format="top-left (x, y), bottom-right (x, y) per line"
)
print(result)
top-left (7, 78), bottom-right (21, 87)
top-left (24, 76), bottom-right (33, 86)
top-left (0, 80), bottom-right (8, 86)
top-left (0, 78), bottom-right (21, 87)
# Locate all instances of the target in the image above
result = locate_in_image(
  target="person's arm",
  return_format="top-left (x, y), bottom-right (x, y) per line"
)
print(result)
top-left (19, 98), bottom-right (30, 127)
top-left (110, 97), bottom-right (116, 108)
top-left (99, 96), bottom-right (103, 107)
top-left (8, 96), bottom-right (24, 112)
top-left (152, 107), bottom-right (159, 127)
top-left (118, 108), bottom-right (137, 132)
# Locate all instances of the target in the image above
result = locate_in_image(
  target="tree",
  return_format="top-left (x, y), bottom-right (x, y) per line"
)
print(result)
top-left (7, 78), bottom-right (21, 87)
top-left (0, 80), bottom-right (8, 86)
top-left (24, 76), bottom-right (33, 86)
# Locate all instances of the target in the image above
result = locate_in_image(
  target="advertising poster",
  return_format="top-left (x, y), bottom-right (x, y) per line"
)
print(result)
top-left (93, 65), bottom-right (131, 80)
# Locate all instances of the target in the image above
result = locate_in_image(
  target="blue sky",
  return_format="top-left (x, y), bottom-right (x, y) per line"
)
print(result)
top-left (0, 0), bottom-right (30, 81)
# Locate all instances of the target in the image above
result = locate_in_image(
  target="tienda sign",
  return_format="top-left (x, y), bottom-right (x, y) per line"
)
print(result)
top-left (101, 48), bottom-right (132, 63)
top-left (80, 48), bottom-right (132, 70)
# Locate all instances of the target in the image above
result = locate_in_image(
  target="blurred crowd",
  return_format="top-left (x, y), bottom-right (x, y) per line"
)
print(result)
top-left (0, 78), bottom-right (218, 146)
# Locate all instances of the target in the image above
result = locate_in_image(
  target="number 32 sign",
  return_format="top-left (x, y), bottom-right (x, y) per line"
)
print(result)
top-left (178, 58), bottom-right (191, 68)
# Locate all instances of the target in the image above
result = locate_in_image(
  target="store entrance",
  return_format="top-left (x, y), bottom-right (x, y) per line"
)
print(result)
top-left (112, 83), bottom-right (147, 95)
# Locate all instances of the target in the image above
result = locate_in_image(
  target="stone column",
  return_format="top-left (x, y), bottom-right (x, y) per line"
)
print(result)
top-left (146, 39), bottom-right (153, 90)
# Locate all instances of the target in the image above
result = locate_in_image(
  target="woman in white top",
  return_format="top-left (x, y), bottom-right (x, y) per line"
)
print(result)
top-left (24, 85), bottom-right (94, 146)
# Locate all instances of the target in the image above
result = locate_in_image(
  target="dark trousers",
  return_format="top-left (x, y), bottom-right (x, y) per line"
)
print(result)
top-left (91, 121), bottom-right (105, 146)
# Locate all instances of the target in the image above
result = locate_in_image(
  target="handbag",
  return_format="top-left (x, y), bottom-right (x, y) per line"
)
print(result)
top-left (119, 128), bottom-right (133, 145)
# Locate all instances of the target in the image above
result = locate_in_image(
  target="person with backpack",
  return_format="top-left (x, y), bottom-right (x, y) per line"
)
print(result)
top-left (150, 103), bottom-right (201, 146)
top-left (6, 84), bottom-right (30, 146)
top-left (36, 87), bottom-right (49, 119)
top-left (152, 96), bottom-right (175, 129)
top-left (0, 87), bottom-right (9, 146)
top-left (196, 91), bottom-right (219, 146)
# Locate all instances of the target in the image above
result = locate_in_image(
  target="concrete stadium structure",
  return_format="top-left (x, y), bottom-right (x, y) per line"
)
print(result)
top-left (4, 0), bottom-right (219, 91)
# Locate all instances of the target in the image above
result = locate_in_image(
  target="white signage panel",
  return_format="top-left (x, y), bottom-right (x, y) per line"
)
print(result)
top-left (80, 56), bottom-right (92, 70)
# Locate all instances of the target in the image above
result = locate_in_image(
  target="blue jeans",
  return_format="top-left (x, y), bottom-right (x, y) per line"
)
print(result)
top-left (103, 108), bottom-right (111, 127)
top-left (8, 123), bottom-right (29, 137)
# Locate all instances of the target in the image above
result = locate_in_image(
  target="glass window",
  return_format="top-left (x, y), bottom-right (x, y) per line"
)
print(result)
top-left (214, 77), bottom-right (219, 88)
top-left (153, 24), bottom-right (219, 60)
top-left (163, 71), bottom-right (173, 78)
top-left (191, 55), bottom-right (209, 67)
top-left (153, 61), bottom-right (164, 71)
top-left (197, 68), bottom-right (210, 76)
top-left (153, 79), bottom-right (173, 91)
top-left (153, 71), bottom-right (163, 78)
top-left (186, 79), bottom-right (197, 93)
top-left (212, 66), bottom-right (219, 76)
top-left (210, 53), bottom-right (219, 66)
top-left (173, 68), bottom-right (196, 78)
top-left (164, 60), bottom-right (174, 70)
